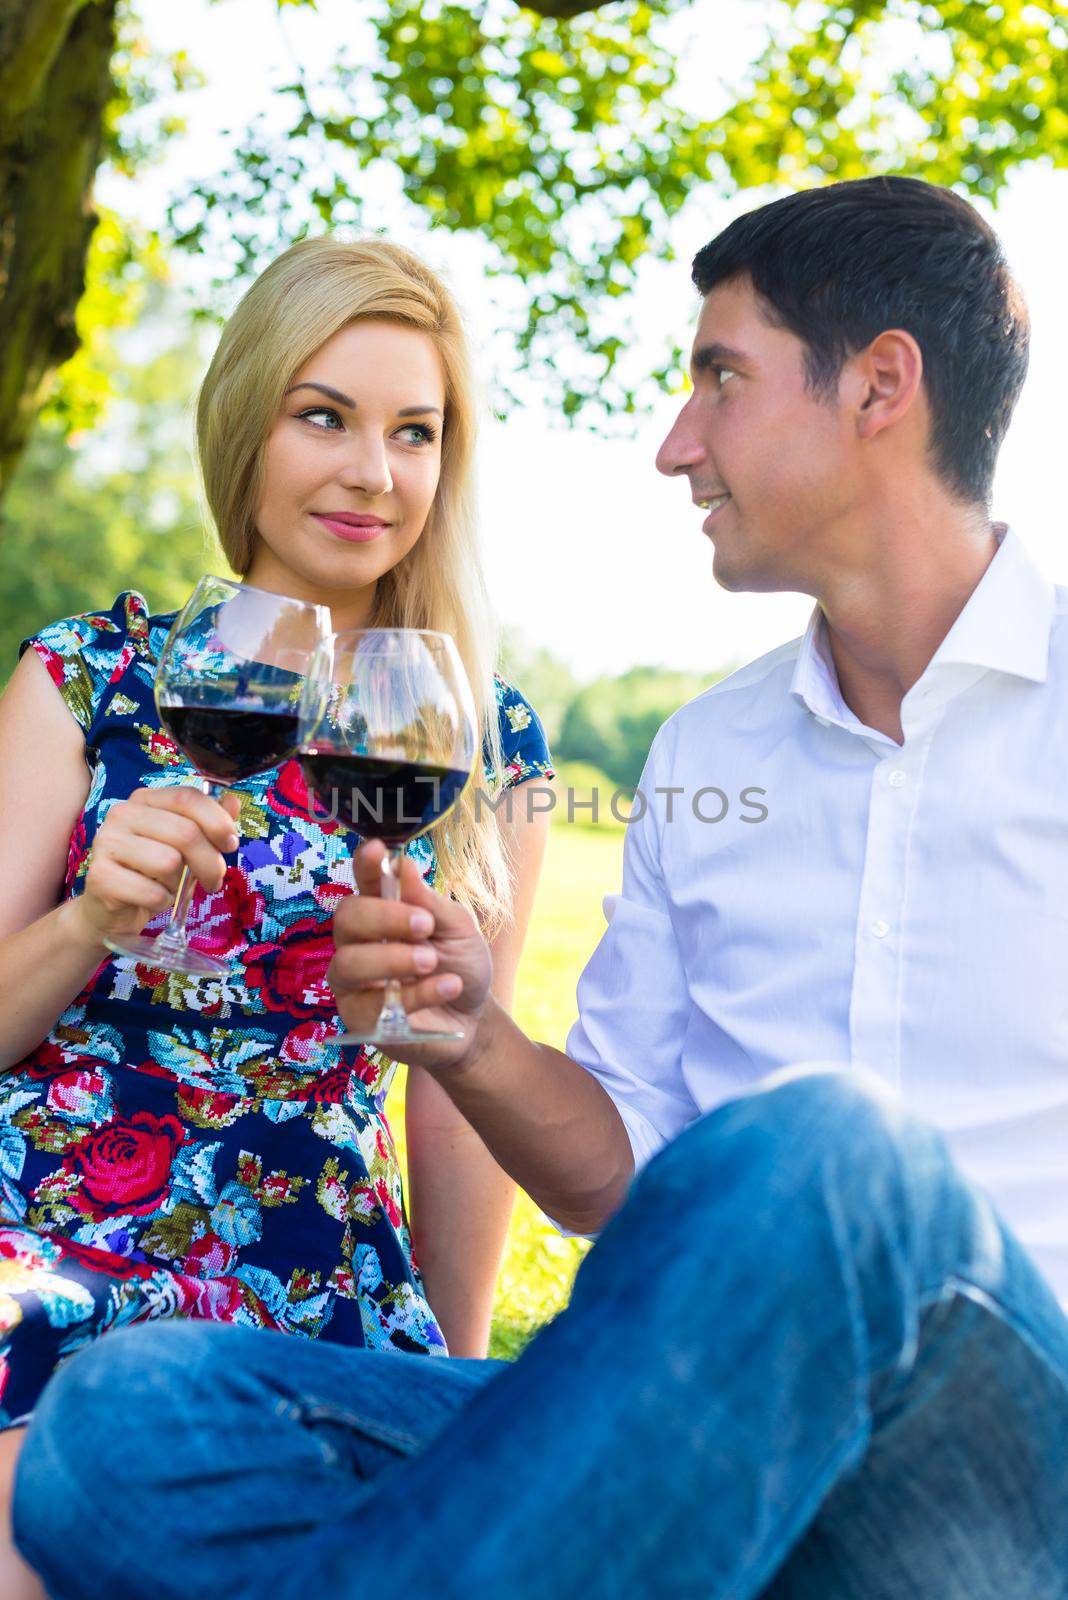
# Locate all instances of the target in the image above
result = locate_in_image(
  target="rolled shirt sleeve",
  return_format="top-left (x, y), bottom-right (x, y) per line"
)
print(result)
top-left (565, 726), bottom-right (701, 1179)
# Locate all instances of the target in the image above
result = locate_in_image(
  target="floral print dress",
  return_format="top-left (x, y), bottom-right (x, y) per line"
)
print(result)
top-left (0, 592), bottom-right (554, 1427)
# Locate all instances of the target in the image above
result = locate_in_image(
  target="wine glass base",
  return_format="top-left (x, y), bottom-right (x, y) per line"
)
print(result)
top-left (336, 1026), bottom-right (464, 1048)
top-left (103, 934), bottom-right (229, 978)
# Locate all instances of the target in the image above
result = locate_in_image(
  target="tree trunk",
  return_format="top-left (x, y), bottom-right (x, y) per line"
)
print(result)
top-left (0, 0), bottom-right (118, 501)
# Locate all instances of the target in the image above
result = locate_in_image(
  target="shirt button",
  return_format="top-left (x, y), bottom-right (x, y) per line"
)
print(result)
top-left (870, 919), bottom-right (890, 939)
top-left (888, 769), bottom-right (907, 788)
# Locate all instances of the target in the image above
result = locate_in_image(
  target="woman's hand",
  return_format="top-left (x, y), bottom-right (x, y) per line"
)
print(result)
top-left (328, 840), bottom-right (494, 1072)
top-left (68, 786), bottom-right (241, 952)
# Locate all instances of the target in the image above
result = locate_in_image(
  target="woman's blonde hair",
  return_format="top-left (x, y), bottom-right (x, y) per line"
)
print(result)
top-left (196, 235), bottom-right (513, 935)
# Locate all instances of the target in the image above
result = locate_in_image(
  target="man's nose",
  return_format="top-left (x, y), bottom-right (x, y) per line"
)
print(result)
top-left (337, 436), bottom-right (393, 498)
top-left (655, 400), bottom-right (705, 478)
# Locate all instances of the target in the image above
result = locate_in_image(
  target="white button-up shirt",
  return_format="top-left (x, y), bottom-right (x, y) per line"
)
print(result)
top-left (566, 527), bottom-right (1068, 1305)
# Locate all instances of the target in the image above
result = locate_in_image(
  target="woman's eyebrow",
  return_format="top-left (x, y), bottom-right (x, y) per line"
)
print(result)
top-left (286, 381), bottom-right (355, 407)
top-left (285, 383), bottom-right (442, 420)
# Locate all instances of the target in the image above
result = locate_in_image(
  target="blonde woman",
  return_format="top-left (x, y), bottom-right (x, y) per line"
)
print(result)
top-left (0, 236), bottom-right (553, 1581)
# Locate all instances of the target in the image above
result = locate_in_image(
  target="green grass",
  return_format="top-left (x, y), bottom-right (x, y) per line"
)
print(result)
top-left (386, 819), bottom-right (626, 1359)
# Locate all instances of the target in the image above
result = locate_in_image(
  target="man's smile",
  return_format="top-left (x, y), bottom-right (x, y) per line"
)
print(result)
top-left (695, 492), bottom-right (732, 530)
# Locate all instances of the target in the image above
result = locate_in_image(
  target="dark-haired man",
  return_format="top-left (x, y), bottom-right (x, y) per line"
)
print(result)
top-left (13, 178), bottom-right (1068, 1599)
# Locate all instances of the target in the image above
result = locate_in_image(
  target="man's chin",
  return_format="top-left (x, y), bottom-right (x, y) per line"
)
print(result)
top-left (710, 543), bottom-right (790, 596)
top-left (711, 543), bottom-right (756, 593)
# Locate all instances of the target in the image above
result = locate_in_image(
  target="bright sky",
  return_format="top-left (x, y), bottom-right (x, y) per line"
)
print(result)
top-left (104, 0), bottom-right (1068, 680)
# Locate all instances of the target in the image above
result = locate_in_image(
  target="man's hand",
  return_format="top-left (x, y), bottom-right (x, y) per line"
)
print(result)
top-left (328, 840), bottom-right (494, 1072)
top-left (332, 843), bottom-right (633, 1236)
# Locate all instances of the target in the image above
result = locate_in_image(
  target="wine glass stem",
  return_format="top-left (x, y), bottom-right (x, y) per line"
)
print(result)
top-left (155, 779), bottom-right (213, 953)
top-left (376, 845), bottom-right (409, 1031)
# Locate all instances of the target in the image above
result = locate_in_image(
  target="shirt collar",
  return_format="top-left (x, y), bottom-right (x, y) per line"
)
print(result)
top-left (790, 526), bottom-right (1054, 730)
top-left (790, 608), bottom-right (850, 729)
top-left (924, 525), bottom-right (1053, 683)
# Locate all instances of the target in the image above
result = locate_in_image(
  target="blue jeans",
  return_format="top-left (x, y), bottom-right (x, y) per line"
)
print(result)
top-left (14, 1068), bottom-right (1068, 1599)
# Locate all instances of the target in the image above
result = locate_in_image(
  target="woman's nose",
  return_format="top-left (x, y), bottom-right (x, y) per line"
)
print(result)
top-left (337, 439), bottom-right (392, 498)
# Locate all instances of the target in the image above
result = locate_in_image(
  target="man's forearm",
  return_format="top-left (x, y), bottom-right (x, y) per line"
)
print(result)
top-left (438, 998), bottom-right (635, 1235)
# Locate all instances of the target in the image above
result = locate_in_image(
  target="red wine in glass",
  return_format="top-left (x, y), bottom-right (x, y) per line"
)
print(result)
top-left (298, 628), bottom-right (478, 1048)
top-left (298, 752), bottom-right (469, 846)
top-left (102, 575), bottom-right (329, 977)
top-left (161, 705), bottom-right (301, 786)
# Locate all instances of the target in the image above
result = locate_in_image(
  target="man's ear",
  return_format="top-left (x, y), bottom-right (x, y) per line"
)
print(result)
top-left (850, 329), bottom-right (924, 441)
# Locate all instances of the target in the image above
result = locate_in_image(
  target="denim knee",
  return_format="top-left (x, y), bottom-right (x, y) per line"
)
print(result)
top-left (15, 1323), bottom-right (232, 1561)
top-left (633, 1062), bottom-right (942, 1236)
top-left (47, 1319), bottom-right (227, 1432)
top-left (749, 1061), bottom-right (913, 1156)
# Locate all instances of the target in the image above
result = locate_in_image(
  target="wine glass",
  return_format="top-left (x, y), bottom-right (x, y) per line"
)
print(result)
top-left (104, 575), bottom-right (330, 976)
top-left (298, 628), bottom-right (478, 1046)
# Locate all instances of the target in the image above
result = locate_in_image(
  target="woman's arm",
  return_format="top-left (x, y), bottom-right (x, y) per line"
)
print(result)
top-left (0, 651), bottom-right (239, 1071)
top-left (405, 795), bottom-right (551, 1356)
top-left (0, 651), bottom-right (105, 1068)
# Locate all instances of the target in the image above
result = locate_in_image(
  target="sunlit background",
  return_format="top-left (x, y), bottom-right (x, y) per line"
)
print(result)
top-left (18, 0), bottom-right (1065, 684)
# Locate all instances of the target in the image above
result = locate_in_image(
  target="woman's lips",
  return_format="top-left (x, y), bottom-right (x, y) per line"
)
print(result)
top-left (312, 513), bottom-right (389, 543)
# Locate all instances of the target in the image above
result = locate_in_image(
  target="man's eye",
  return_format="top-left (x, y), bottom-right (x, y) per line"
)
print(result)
top-left (716, 367), bottom-right (737, 388)
top-left (299, 407), bottom-right (343, 430)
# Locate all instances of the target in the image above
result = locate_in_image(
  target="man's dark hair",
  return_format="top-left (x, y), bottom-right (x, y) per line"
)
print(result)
top-left (691, 177), bottom-right (1029, 505)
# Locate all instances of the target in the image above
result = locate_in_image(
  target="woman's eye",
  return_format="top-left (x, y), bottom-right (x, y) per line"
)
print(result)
top-left (396, 423), bottom-right (439, 446)
top-left (298, 407), bottom-right (343, 431)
